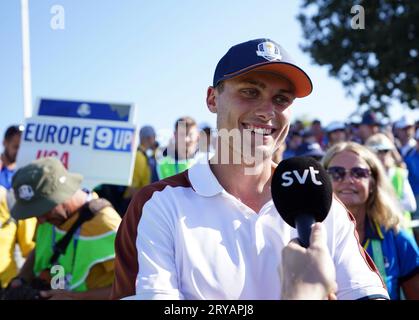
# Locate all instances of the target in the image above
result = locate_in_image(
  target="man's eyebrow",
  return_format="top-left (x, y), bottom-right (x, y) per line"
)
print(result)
top-left (241, 79), bottom-right (266, 89)
top-left (239, 78), bottom-right (295, 95)
top-left (275, 88), bottom-right (295, 96)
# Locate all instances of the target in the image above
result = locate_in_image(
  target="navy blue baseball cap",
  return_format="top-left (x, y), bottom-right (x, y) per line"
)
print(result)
top-left (360, 110), bottom-right (380, 126)
top-left (213, 38), bottom-right (313, 98)
top-left (295, 142), bottom-right (325, 159)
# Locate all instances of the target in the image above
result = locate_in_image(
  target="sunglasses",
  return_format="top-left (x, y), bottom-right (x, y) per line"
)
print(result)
top-left (327, 166), bottom-right (371, 182)
top-left (377, 149), bottom-right (391, 155)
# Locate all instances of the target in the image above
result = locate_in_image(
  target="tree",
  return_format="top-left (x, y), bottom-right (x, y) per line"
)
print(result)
top-left (298, 0), bottom-right (419, 115)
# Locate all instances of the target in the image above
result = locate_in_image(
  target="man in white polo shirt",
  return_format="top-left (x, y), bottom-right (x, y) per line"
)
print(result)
top-left (111, 39), bottom-right (389, 300)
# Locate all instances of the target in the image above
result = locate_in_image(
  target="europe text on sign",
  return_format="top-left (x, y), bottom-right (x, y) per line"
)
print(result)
top-left (17, 99), bottom-right (138, 189)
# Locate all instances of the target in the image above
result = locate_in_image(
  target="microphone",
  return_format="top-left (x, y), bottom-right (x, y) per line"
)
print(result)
top-left (271, 156), bottom-right (333, 248)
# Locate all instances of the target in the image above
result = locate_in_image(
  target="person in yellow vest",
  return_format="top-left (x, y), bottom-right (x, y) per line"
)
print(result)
top-left (8, 157), bottom-right (121, 300)
top-left (122, 126), bottom-right (159, 211)
top-left (157, 117), bottom-right (200, 179)
top-left (0, 185), bottom-right (37, 288)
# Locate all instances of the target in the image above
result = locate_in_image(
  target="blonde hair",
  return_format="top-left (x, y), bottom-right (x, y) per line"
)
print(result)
top-left (322, 141), bottom-right (404, 232)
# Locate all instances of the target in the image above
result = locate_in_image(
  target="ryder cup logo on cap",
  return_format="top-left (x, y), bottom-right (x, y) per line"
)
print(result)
top-left (212, 38), bottom-right (313, 98)
top-left (256, 41), bottom-right (282, 61)
top-left (18, 185), bottom-right (34, 201)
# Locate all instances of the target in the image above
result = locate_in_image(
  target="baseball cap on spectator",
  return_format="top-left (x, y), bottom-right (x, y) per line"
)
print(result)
top-left (326, 121), bottom-right (346, 134)
top-left (295, 141), bottom-right (325, 159)
top-left (394, 116), bottom-right (415, 129)
top-left (288, 130), bottom-right (303, 138)
top-left (365, 133), bottom-right (395, 152)
top-left (140, 125), bottom-right (156, 138)
top-left (213, 38), bottom-right (312, 98)
top-left (11, 157), bottom-right (82, 220)
top-left (360, 110), bottom-right (380, 126)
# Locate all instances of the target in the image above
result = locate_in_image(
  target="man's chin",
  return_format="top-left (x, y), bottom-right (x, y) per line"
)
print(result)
top-left (241, 146), bottom-right (272, 164)
top-left (3, 153), bottom-right (16, 163)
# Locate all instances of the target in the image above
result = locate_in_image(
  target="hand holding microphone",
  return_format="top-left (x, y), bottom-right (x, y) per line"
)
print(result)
top-left (280, 223), bottom-right (337, 300)
top-left (271, 156), bottom-right (333, 248)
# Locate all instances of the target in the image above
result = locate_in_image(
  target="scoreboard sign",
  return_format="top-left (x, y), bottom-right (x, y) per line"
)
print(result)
top-left (16, 98), bottom-right (138, 189)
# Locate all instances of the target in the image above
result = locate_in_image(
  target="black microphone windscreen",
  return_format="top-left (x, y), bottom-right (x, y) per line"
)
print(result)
top-left (271, 156), bottom-right (333, 228)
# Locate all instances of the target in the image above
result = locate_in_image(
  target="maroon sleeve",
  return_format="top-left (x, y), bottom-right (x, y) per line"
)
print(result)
top-left (110, 172), bottom-right (192, 300)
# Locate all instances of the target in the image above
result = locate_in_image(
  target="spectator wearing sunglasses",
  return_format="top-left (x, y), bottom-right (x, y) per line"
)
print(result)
top-left (365, 133), bottom-right (416, 236)
top-left (322, 142), bottom-right (419, 300)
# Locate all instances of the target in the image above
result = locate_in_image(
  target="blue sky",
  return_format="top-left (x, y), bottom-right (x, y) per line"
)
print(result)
top-left (1, 0), bottom-right (416, 140)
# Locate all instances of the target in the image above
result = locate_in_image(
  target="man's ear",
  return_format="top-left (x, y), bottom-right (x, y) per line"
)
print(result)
top-left (206, 86), bottom-right (217, 114)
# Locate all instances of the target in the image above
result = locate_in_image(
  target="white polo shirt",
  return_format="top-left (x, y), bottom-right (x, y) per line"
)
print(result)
top-left (111, 161), bottom-right (389, 300)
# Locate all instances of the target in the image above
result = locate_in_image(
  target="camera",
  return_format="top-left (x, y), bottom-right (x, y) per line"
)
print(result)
top-left (1, 278), bottom-right (51, 300)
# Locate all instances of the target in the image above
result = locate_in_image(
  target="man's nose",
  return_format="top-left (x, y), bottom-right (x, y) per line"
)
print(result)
top-left (254, 101), bottom-right (275, 121)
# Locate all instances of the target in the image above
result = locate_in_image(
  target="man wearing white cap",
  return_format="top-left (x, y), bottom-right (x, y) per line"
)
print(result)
top-left (395, 116), bottom-right (417, 158)
top-left (325, 121), bottom-right (347, 149)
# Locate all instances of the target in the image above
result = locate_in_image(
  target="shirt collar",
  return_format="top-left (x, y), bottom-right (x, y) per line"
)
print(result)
top-left (188, 160), bottom-right (224, 197)
top-left (188, 160), bottom-right (279, 198)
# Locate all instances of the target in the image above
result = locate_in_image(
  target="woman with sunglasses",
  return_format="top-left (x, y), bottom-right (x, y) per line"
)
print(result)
top-left (322, 142), bottom-right (419, 300)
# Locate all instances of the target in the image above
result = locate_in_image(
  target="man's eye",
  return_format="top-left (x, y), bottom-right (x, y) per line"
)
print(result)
top-left (240, 89), bottom-right (259, 97)
top-left (273, 95), bottom-right (291, 106)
